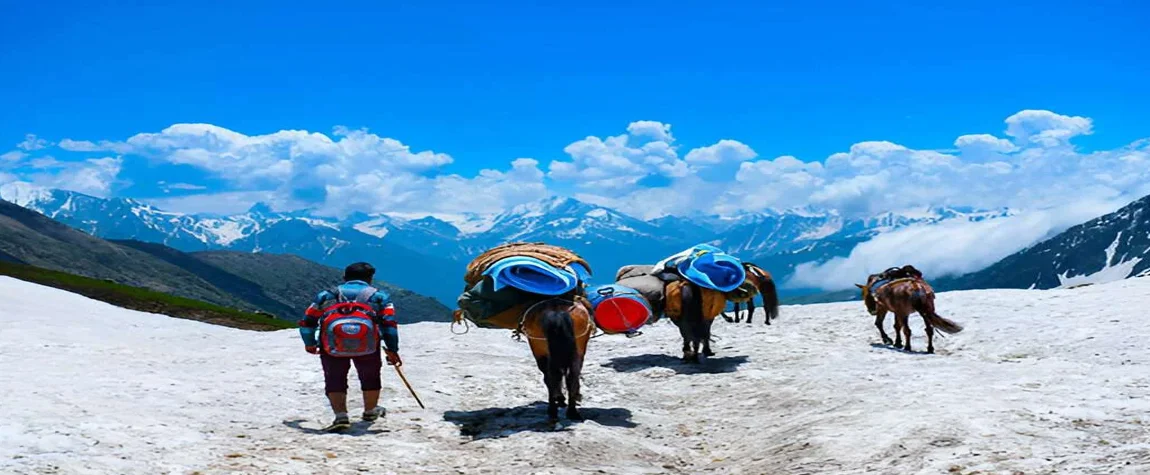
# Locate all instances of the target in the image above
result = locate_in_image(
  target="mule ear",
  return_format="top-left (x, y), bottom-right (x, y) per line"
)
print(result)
top-left (854, 283), bottom-right (865, 289)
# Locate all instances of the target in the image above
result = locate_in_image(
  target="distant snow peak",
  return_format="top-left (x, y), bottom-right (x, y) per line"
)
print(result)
top-left (0, 182), bottom-right (52, 207)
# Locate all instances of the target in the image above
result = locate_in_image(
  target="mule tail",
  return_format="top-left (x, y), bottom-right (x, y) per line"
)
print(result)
top-left (540, 308), bottom-right (576, 375)
top-left (912, 292), bottom-right (963, 334)
top-left (759, 273), bottom-right (780, 322)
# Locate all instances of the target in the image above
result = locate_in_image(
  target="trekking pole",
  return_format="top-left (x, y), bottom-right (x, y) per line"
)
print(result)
top-left (392, 365), bottom-right (425, 409)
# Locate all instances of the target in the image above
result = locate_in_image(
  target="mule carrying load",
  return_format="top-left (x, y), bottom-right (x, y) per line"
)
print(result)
top-left (454, 242), bottom-right (593, 331)
top-left (611, 244), bottom-right (781, 361)
top-left (614, 244), bottom-right (748, 323)
top-left (593, 242), bottom-right (747, 337)
top-left (611, 243), bottom-right (745, 326)
top-left (452, 242), bottom-right (596, 422)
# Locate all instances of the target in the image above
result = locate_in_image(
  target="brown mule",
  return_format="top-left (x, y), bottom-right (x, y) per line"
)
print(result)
top-left (667, 282), bottom-right (727, 363)
top-left (856, 273), bottom-right (963, 353)
top-left (518, 296), bottom-right (593, 422)
top-left (722, 262), bottom-right (781, 325)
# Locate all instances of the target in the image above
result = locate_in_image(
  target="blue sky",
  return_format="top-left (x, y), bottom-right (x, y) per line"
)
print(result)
top-left (2, 0), bottom-right (1149, 219)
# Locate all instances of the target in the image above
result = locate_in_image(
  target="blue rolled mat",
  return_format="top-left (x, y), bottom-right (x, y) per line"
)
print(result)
top-left (483, 256), bottom-right (580, 296)
top-left (655, 244), bottom-right (746, 292)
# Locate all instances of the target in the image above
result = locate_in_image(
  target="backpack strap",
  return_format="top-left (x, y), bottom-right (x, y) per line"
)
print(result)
top-left (351, 286), bottom-right (375, 303)
top-left (329, 287), bottom-right (346, 304)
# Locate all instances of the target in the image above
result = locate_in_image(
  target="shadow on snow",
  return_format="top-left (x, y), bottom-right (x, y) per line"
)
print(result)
top-left (601, 353), bottom-right (750, 374)
top-left (282, 419), bottom-right (388, 436)
top-left (443, 402), bottom-right (637, 440)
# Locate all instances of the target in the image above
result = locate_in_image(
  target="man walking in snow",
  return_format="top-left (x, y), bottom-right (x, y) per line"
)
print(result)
top-left (300, 262), bottom-right (402, 432)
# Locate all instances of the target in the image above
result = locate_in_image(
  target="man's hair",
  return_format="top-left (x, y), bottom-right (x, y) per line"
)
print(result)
top-left (343, 262), bottom-right (376, 282)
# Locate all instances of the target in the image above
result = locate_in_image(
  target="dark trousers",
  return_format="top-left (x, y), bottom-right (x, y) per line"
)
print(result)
top-left (320, 350), bottom-right (382, 393)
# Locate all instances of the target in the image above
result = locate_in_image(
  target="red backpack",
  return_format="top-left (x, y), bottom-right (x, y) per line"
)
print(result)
top-left (319, 287), bottom-right (380, 357)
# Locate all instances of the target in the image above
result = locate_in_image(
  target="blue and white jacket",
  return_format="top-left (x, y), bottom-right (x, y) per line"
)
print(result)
top-left (299, 280), bottom-right (399, 353)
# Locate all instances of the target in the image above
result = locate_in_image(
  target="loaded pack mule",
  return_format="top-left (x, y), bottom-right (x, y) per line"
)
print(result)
top-left (518, 295), bottom-right (594, 422)
top-left (722, 262), bottom-right (781, 325)
top-left (856, 265), bottom-right (963, 354)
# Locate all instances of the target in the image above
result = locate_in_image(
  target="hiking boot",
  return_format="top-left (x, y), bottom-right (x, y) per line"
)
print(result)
top-left (362, 406), bottom-right (386, 422)
top-left (323, 414), bottom-right (352, 433)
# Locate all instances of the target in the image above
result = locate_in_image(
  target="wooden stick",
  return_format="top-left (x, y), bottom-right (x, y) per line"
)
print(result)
top-left (393, 365), bottom-right (425, 409)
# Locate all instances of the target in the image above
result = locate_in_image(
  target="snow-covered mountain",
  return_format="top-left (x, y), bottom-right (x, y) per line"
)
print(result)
top-left (948, 194), bottom-right (1150, 290)
top-left (0, 182), bottom-right (1018, 304)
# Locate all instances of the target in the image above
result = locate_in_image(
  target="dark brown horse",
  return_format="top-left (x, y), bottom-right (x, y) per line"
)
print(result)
top-left (855, 271), bottom-right (963, 353)
top-left (722, 262), bottom-right (781, 325)
top-left (518, 296), bottom-right (593, 422)
top-left (667, 281), bottom-right (727, 363)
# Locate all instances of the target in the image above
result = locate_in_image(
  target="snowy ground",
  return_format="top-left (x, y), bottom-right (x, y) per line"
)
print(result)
top-left (4, 276), bottom-right (1150, 474)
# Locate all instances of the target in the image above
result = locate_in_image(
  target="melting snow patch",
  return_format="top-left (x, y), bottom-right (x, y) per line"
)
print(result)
top-left (1058, 232), bottom-right (1144, 288)
top-left (585, 208), bottom-right (608, 218)
top-left (353, 219), bottom-right (391, 238)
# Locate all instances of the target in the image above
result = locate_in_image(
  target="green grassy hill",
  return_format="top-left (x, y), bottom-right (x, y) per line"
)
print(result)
top-left (1, 199), bottom-right (454, 324)
top-left (0, 261), bottom-right (292, 331)
top-left (0, 200), bottom-right (248, 309)
top-left (187, 249), bottom-right (453, 323)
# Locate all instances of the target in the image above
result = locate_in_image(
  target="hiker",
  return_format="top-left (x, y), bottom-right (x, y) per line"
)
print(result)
top-left (299, 262), bottom-right (402, 432)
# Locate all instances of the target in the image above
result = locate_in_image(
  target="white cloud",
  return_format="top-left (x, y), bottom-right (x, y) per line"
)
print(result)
top-left (684, 140), bottom-right (757, 164)
top-left (121, 124), bottom-right (458, 196)
top-left (788, 197), bottom-right (1130, 290)
top-left (1, 151), bottom-right (27, 163)
top-left (148, 191), bottom-right (283, 215)
top-left (58, 138), bottom-right (134, 154)
top-left (550, 123), bottom-right (688, 193)
top-left (9, 109), bottom-right (1148, 225)
top-left (626, 121), bottom-right (674, 142)
top-left (23, 157), bottom-right (123, 197)
top-left (954, 134), bottom-right (1018, 154)
top-left (549, 123), bottom-right (766, 197)
top-left (17, 134), bottom-right (50, 151)
top-left (1004, 110), bottom-right (1093, 147)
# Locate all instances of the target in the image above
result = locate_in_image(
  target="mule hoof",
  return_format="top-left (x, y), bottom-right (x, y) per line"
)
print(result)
top-left (927, 347), bottom-right (935, 354)
top-left (567, 409), bottom-right (584, 421)
top-left (702, 348), bottom-right (716, 357)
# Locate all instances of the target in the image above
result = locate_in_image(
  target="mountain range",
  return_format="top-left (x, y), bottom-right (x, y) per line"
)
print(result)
top-left (0, 197), bottom-right (451, 323)
top-left (1, 182), bottom-right (1017, 306)
top-left (944, 193), bottom-right (1150, 291)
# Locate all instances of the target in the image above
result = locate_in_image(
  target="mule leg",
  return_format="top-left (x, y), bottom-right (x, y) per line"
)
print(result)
top-left (898, 313), bottom-right (913, 352)
top-left (535, 355), bottom-right (562, 421)
top-left (677, 318), bottom-right (699, 363)
top-left (750, 299), bottom-right (761, 325)
top-left (875, 310), bottom-right (893, 346)
top-left (734, 303), bottom-right (742, 323)
top-left (680, 335), bottom-right (696, 363)
top-left (892, 312), bottom-right (904, 348)
top-left (702, 318), bottom-right (716, 357)
top-left (566, 354), bottom-right (584, 421)
top-left (922, 314), bottom-right (935, 354)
